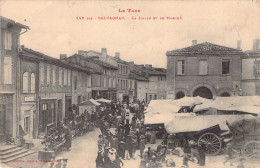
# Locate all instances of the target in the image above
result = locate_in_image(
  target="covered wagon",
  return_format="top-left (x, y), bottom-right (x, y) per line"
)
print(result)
top-left (226, 117), bottom-right (260, 161)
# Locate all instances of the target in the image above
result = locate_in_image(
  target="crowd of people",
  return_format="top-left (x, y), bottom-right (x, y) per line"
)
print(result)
top-left (44, 98), bottom-right (245, 168)
top-left (95, 99), bottom-right (147, 168)
top-left (94, 99), bottom-right (209, 168)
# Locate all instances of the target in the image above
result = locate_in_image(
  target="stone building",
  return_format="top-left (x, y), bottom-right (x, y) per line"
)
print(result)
top-left (166, 41), bottom-right (244, 99)
top-left (0, 16), bottom-right (29, 141)
top-left (77, 48), bottom-right (134, 102)
top-left (242, 39), bottom-right (260, 96)
top-left (65, 53), bottom-right (117, 100)
top-left (20, 47), bottom-right (96, 137)
top-left (129, 63), bottom-right (167, 103)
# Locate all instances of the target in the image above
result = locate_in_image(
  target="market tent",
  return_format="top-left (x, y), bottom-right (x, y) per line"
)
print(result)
top-left (165, 114), bottom-right (256, 134)
top-left (222, 105), bottom-right (260, 115)
top-left (195, 96), bottom-right (260, 111)
top-left (79, 99), bottom-right (101, 106)
top-left (96, 98), bottom-right (111, 103)
top-left (172, 96), bottom-right (211, 107)
top-left (89, 99), bottom-right (101, 106)
top-left (144, 99), bottom-right (180, 114)
top-left (144, 99), bottom-right (189, 125)
top-left (78, 99), bottom-right (100, 114)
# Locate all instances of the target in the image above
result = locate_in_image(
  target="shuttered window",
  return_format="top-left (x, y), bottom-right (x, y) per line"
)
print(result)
top-left (4, 32), bottom-right (12, 50)
top-left (4, 57), bottom-right (12, 84)
top-left (177, 60), bottom-right (185, 75)
top-left (31, 73), bottom-right (35, 93)
top-left (23, 72), bottom-right (29, 93)
top-left (257, 61), bottom-right (260, 76)
top-left (199, 60), bottom-right (208, 75)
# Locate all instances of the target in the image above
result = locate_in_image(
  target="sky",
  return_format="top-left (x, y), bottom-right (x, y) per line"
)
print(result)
top-left (1, 0), bottom-right (260, 68)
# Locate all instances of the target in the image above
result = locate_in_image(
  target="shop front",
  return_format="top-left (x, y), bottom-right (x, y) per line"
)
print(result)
top-left (39, 99), bottom-right (56, 134)
top-left (0, 94), bottom-right (14, 142)
top-left (20, 95), bottom-right (37, 138)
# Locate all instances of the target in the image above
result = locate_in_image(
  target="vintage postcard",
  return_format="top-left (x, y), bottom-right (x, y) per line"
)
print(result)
top-left (0, 0), bottom-right (260, 168)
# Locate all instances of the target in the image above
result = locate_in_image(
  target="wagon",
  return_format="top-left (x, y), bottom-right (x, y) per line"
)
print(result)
top-left (226, 118), bottom-right (260, 161)
top-left (165, 109), bottom-right (258, 155)
top-left (166, 124), bottom-right (224, 155)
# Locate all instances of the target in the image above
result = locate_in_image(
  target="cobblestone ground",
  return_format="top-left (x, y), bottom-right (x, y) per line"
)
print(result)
top-left (2, 130), bottom-right (259, 168)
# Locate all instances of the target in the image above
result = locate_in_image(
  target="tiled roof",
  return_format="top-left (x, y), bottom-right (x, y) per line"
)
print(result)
top-left (167, 42), bottom-right (242, 54)
top-left (130, 72), bottom-right (149, 81)
top-left (78, 55), bottom-right (118, 70)
top-left (1, 16), bottom-right (29, 29)
top-left (20, 47), bottom-right (97, 74)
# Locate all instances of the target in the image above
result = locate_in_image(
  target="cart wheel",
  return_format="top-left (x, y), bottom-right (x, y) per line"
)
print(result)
top-left (198, 133), bottom-right (222, 155)
top-left (242, 141), bottom-right (260, 161)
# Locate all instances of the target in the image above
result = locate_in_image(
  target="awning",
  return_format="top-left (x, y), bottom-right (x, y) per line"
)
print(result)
top-left (96, 98), bottom-right (111, 103)
top-left (89, 99), bottom-right (101, 106)
top-left (79, 99), bottom-right (101, 106)
top-left (165, 114), bottom-right (256, 134)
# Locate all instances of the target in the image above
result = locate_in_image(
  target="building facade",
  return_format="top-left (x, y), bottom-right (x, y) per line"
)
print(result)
top-left (166, 41), bottom-right (244, 99)
top-left (129, 63), bottom-right (166, 103)
top-left (242, 39), bottom-right (260, 96)
top-left (65, 53), bottom-right (117, 100)
top-left (0, 17), bottom-right (29, 141)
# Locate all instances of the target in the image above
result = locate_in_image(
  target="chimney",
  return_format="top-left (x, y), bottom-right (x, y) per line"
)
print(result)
top-left (145, 64), bottom-right (152, 68)
top-left (101, 48), bottom-right (107, 57)
top-left (192, 40), bottom-right (197, 46)
top-left (78, 50), bottom-right (88, 57)
top-left (253, 39), bottom-right (259, 51)
top-left (115, 52), bottom-right (120, 59)
top-left (237, 40), bottom-right (241, 50)
top-left (60, 54), bottom-right (67, 60)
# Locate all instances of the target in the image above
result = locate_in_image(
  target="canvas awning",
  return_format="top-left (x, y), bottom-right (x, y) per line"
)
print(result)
top-left (96, 98), bottom-right (111, 103)
top-left (79, 99), bottom-right (101, 106)
top-left (194, 96), bottom-right (260, 111)
top-left (165, 114), bottom-right (256, 134)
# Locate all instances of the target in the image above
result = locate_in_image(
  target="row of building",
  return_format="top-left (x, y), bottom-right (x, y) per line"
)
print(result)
top-left (0, 16), bottom-right (167, 141)
top-left (166, 40), bottom-right (260, 99)
top-left (0, 16), bottom-right (259, 142)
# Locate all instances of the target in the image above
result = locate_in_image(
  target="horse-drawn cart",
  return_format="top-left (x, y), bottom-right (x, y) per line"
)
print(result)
top-left (226, 118), bottom-right (260, 161)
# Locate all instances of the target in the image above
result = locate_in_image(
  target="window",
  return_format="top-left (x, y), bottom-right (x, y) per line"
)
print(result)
top-left (177, 60), bottom-right (185, 75)
top-left (4, 31), bottom-right (12, 50)
top-left (104, 77), bottom-right (107, 87)
top-left (199, 60), bottom-right (208, 75)
top-left (59, 68), bottom-right (63, 85)
top-left (222, 59), bottom-right (230, 75)
top-left (257, 62), bottom-right (260, 76)
top-left (40, 65), bottom-right (44, 84)
top-left (42, 103), bottom-right (48, 110)
top-left (3, 57), bottom-right (12, 84)
top-left (64, 69), bottom-right (67, 86)
top-left (74, 76), bottom-right (77, 90)
top-left (31, 73), bottom-right (35, 93)
top-left (130, 81), bottom-right (132, 89)
top-left (24, 116), bottom-right (30, 133)
top-left (52, 67), bottom-right (56, 86)
top-left (154, 95), bottom-right (157, 100)
top-left (68, 71), bottom-right (71, 86)
top-left (46, 66), bottom-right (51, 84)
top-left (96, 75), bottom-right (101, 87)
top-left (23, 72), bottom-right (29, 93)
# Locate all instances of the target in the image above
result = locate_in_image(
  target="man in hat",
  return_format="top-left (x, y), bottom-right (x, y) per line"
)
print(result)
top-left (98, 135), bottom-right (104, 151)
top-left (139, 134), bottom-right (146, 158)
top-left (96, 150), bottom-right (104, 168)
top-left (63, 123), bottom-right (72, 151)
top-left (118, 141), bottom-right (125, 159)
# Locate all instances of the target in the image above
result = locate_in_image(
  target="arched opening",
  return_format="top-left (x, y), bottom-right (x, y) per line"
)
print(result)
top-left (193, 87), bottom-right (213, 99)
top-left (220, 92), bottom-right (231, 97)
top-left (176, 91), bottom-right (185, 99)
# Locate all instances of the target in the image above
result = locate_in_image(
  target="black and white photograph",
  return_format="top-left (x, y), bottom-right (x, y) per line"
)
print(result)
top-left (0, 0), bottom-right (260, 168)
